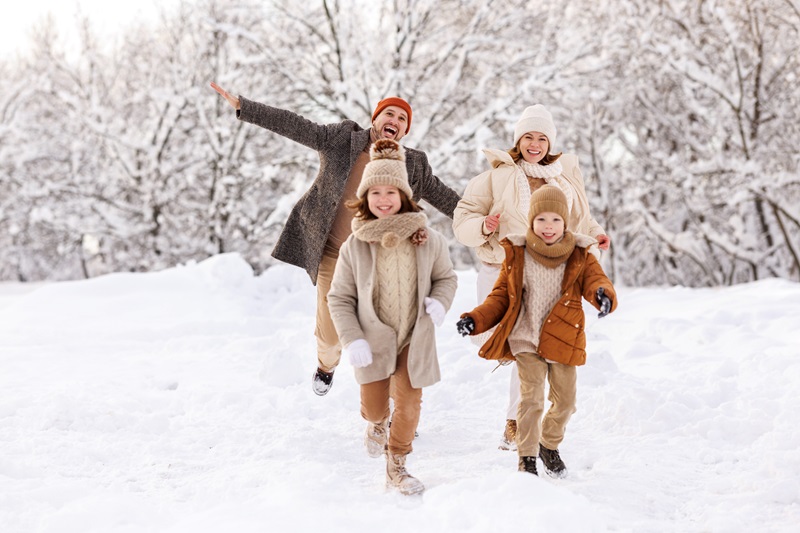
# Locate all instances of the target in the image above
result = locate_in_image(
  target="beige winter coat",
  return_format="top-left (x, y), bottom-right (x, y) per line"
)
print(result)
top-left (453, 149), bottom-right (605, 264)
top-left (328, 225), bottom-right (457, 388)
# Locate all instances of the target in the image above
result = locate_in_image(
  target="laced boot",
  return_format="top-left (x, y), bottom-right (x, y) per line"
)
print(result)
top-left (364, 420), bottom-right (388, 458)
top-left (498, 419), bottom-right (517, 451)
top-left (386, 452), bottom-right (425, 495)
top-left (538, 445), bottom-right (567, 478)
top-left (518, 455), bottom-right (538, 476)
top-left (312, 367), bottom-right (334, 396)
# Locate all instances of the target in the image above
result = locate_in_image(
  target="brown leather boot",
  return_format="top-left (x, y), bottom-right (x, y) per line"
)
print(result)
top-left (386, 452), bottom-right (424, 495)
top-left (364, 420), bottom-right (388, 458)
top-left (498, 419), bottom-right (517, 451)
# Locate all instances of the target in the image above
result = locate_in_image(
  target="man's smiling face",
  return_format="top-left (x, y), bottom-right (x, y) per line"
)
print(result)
top-left (372, 106), bottom-right (409, 141)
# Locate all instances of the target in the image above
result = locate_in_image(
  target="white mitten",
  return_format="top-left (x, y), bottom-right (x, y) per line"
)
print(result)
top-left (424, 297), bottom-right (446, 327)
top-left (345, 339), bottom-right (373, 368)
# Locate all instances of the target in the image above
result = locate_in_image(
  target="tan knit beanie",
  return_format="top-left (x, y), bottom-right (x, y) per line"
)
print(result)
top-left (528, 185), bottom-right (569, 230)
top-left (357, 139), bottom-right (413, 199)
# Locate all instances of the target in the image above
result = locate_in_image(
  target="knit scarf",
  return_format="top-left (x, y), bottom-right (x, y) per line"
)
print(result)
top-left (352, 212), bottom-right (427, 248)
top-left (525, 229), bottom-right (576, 268)
top-left (518, 159), bottom-right (563, 180)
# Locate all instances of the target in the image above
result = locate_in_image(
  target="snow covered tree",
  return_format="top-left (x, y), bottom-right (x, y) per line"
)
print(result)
top-left (2, 0), bottom-right (799, 286)
top-left (603, 0), bottom-right (800, 285)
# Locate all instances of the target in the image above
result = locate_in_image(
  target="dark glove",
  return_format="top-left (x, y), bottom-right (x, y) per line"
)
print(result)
top-left (596, 287), bottom-right (612, 318)
top-left (456, 316), bottom-right (475, 336)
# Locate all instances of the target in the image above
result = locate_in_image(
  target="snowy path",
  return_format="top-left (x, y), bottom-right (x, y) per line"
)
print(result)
top-left (1, 254), bottom-right (798, 532)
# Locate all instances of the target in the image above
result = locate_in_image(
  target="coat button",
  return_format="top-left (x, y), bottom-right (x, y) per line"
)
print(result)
top-left (574, 324), bottom-right (579, 328)
top-left (510, 295), bottom-right (514, 298)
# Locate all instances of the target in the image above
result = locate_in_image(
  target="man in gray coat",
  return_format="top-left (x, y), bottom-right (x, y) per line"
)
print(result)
top-left (210, 83), bottom-right (460, 396)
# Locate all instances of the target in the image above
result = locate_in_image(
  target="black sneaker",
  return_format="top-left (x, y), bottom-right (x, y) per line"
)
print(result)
top-left (518, 456), bottom-right (538, 476)
top-left (538, 445), bottom-right (567, 478)
top-left (312, 368), bottom-right (334, 396)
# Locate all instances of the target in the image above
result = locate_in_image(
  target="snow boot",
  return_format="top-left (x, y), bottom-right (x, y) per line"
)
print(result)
top-left (365, 420), bottom-right (389, 458)
top-left (386, 452), bottom-right (425, 495)
top-left (518, 455), bottom-right (538, 476)
top-left (312, 367), bottom-right (334, 396)
top-left (498, 419), bottom-right (517, 451)
top-left (538, 445), bottom-right (567, 478)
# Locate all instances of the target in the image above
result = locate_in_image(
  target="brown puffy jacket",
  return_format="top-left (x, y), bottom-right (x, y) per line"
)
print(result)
top-left (461, 233), bottom-right (617, 366)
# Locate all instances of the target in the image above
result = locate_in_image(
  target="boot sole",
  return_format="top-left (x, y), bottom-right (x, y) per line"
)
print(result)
top-left (498, 439), bottom-right (517, 451)
top-left (541, 466), bottom-right (567, 479)
top-left (387, 482), bottom-right (425, 496)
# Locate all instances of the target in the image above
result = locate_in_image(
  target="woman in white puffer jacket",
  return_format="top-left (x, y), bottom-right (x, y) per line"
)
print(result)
top-left (452, 104), bottom-right (610, 451)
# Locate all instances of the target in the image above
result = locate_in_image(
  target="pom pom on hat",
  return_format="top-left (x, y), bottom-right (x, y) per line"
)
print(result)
top-left (357, 139), bottom-right (413, 199)
top-left (514, 104), bottom-right (557, 152)
top-left (528, 185), bottom-right (569, 230)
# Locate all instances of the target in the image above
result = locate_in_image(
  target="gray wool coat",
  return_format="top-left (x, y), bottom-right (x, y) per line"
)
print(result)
top-left (327, 228), bottom-right (458, 388)
top-left (237, 97), bottom-right (462, 284)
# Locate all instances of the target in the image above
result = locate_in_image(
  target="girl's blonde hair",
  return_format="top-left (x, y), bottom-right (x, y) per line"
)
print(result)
top-left (346, 188), bottom-right (422, 221)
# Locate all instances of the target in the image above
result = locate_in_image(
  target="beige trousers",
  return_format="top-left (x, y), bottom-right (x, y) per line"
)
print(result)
top-left (515, 352), bottom-right (577, 457)
top-left (360, 346), bottom-right (422, 455)
top-left (315, 252), bottom-right (342, 372)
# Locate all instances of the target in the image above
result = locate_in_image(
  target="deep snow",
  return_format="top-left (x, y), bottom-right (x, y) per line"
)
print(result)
top-left (1, 253), bottom-right (799, 532)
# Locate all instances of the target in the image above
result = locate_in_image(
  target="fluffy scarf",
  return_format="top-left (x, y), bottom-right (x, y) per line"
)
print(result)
top-left (525, 229), bottom-right (576, 268)
top-left (352, 212), bottom-right (428, 248)
top-left (518, 159), bottom-right (563, 179)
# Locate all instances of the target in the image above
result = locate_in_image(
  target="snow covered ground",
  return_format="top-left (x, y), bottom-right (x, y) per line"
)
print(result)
top-left (1, 253), bottom-right (798, 532)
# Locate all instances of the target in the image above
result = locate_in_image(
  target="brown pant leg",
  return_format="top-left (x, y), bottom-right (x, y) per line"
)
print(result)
top-left (315, 252), bottom-right (342, 372)
top-left (387, 346), bottom-right (422, 455)
top-left (361, 377), bottom-right (391, 426)
top-left (540, 362), bottom-right (577, 450)
top-left (514, 352), bottom-right (548, 457)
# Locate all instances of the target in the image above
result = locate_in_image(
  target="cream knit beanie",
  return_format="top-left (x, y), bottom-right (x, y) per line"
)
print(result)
top-left (528, 185), bottom-right (569, 230)
top-left (513, 104), bottom-right (557, 152)
top-left (357, 139), bottom-right (413, 199)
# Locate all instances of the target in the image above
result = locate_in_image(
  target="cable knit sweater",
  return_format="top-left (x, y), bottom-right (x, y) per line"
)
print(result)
top-left (375, 238), bottom-right (418, 349)
top-left (508, 258), bottom-right (566, 356)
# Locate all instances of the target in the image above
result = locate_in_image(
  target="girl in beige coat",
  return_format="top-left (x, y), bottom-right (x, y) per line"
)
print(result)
top-left (452, 104), bottom-right (610, 451)
top-left (328, 139), bottom-right (457, 496)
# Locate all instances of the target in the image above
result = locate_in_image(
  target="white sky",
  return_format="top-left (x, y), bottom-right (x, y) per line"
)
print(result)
top-left (0, 0), bottom-right (183, 59)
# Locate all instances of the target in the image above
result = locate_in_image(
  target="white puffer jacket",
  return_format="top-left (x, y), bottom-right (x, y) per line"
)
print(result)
top-left (453, 149), bottom-right (604, 264)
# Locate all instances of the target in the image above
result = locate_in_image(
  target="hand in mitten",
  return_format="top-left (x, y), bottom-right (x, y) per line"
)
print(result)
top-left (596, 287), bottom-right (612, 318)
top-left (456, 316), bottom-right (476, 337)
top-left (344, 339), bottom-right (373, 368)
top-left (424, 297), bottom-right (446, 327)
top-left (410, 228), bottom-right (428, 246)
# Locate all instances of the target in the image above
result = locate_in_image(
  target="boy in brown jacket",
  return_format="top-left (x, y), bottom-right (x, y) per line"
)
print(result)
top-left (456, 185), bottom-right (617, 477)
